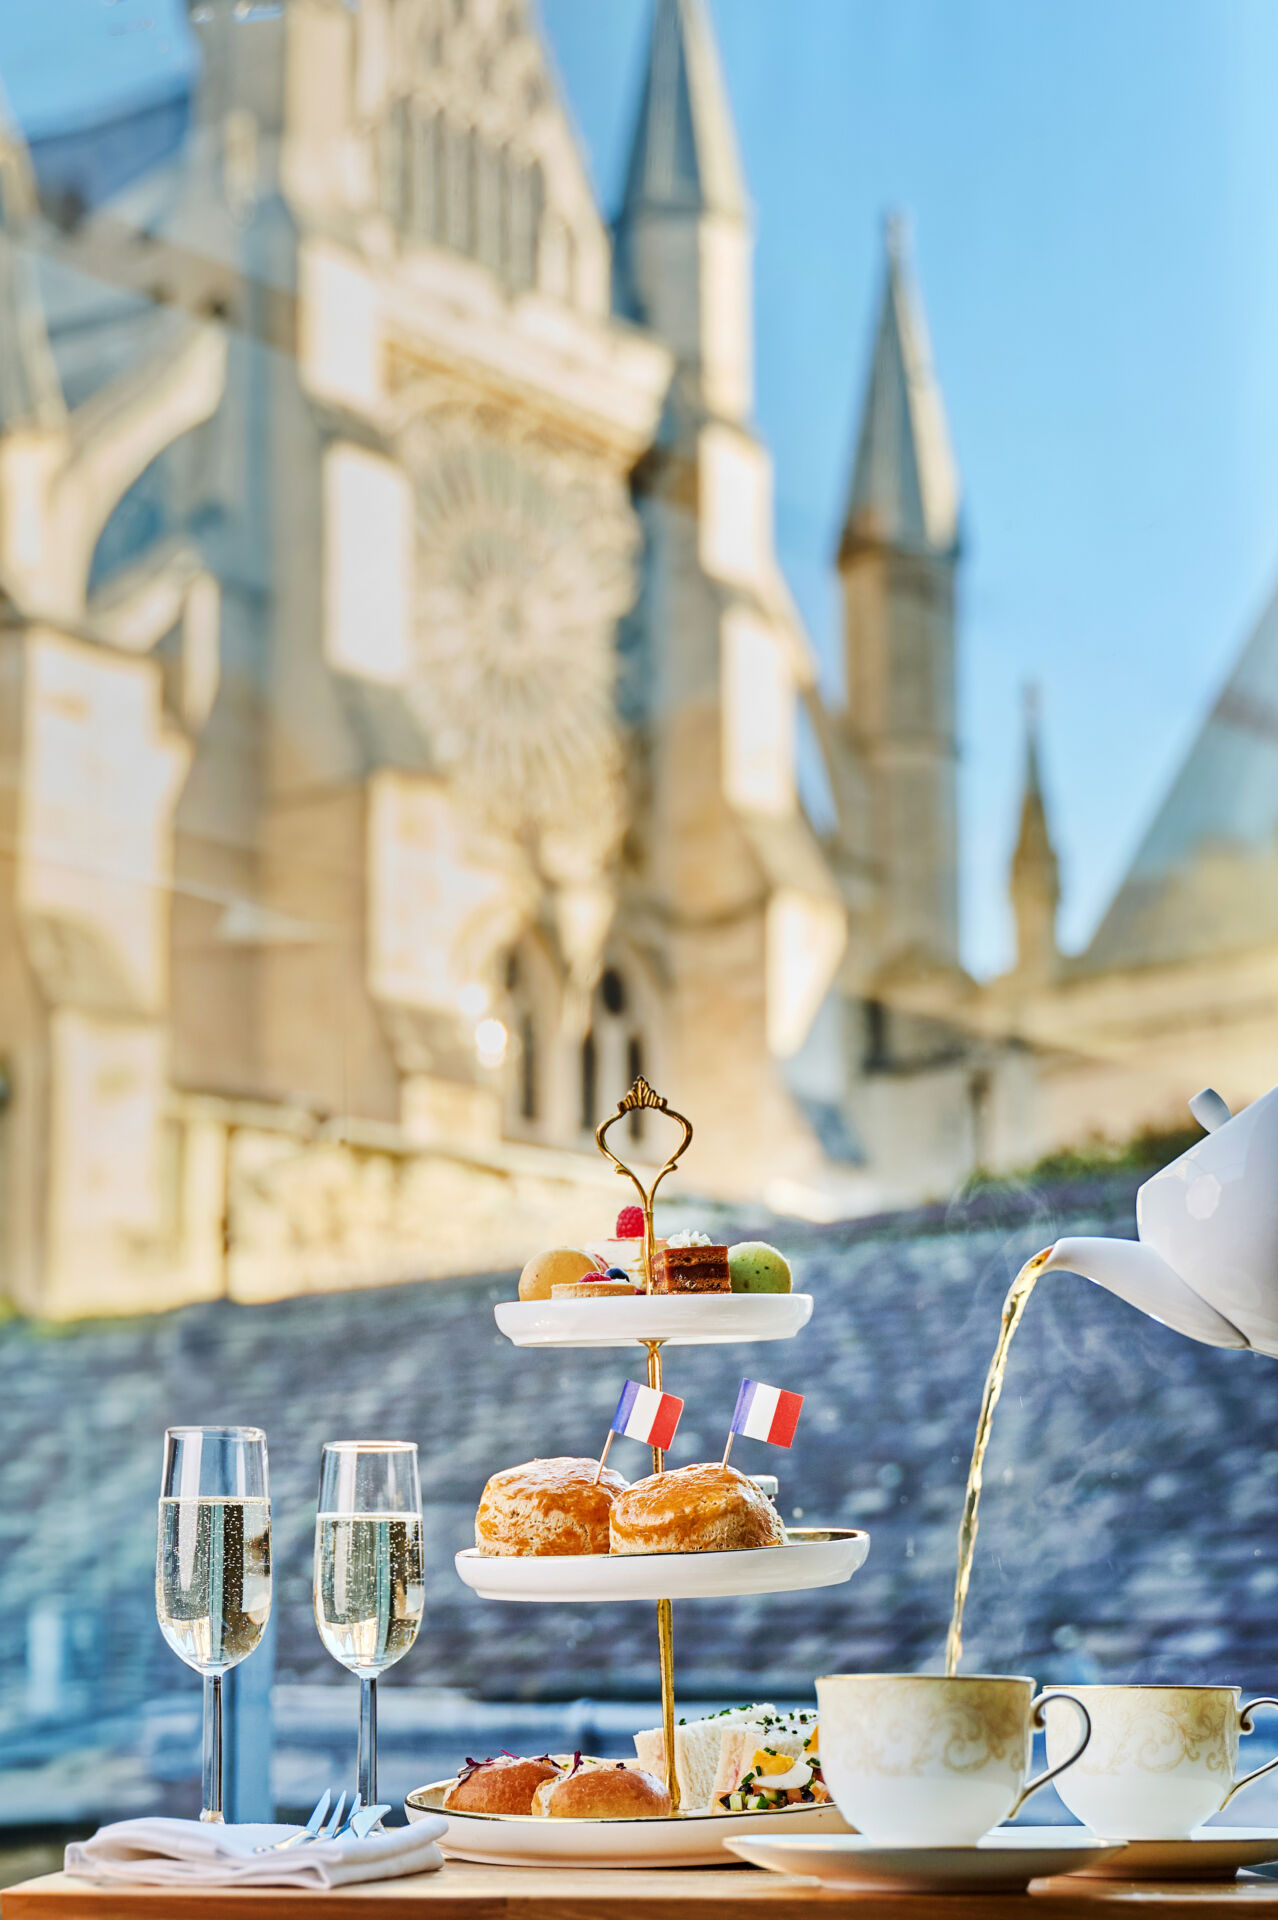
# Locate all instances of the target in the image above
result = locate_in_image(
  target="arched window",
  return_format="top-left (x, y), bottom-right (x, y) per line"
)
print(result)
top-left (580, 1030), bottom-right (597, 1132)
top-left (519, 1010), bottom-right (537, 1122)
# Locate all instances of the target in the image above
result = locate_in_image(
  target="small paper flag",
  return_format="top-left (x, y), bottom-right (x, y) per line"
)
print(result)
top-left (611, 1380), bottom-right (684, 1451)
top-left (729, 1378), bottom-right (804, 1448)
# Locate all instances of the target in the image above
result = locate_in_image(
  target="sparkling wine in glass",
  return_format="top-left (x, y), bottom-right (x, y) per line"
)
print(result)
top-left (157, 1426), bottom-right (271, 1822)
top-left (314, 1441), bottom-right (424, 1805)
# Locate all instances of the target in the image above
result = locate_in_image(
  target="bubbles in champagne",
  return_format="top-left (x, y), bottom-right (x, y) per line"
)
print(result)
top-left (314, 1513), bottom-right (425, 1675)
top-left (156, 1497), bottom-right (272, 1674)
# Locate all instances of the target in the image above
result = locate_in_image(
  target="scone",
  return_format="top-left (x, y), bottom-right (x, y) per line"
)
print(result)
top-left (609, 1462), bottom-right (786, 1554)
top-left (475, 1457), bottom-right (629, 1556)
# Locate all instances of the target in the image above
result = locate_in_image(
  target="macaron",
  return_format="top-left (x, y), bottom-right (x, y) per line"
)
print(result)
top-left (518, 1247), bottom-right (600, 1301)
top-left (727, 1241), bottom-right (792, 1294)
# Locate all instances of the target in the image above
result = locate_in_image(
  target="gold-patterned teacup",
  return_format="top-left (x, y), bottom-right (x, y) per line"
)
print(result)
top-left (816, 1673), bottom-right (1092, 1845)
top-left (1044, 1685), bottom-right (1278, 1839)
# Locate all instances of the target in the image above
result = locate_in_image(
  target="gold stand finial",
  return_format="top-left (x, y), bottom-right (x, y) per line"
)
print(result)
top-left (594, 1077), bottom-right (693, 1295)
top-left (592, 1078), bottom-right (693, 1815)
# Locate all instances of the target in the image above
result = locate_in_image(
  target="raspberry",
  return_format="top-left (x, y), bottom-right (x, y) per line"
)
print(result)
top-left (615, 1205), bottom-right (645, 1238)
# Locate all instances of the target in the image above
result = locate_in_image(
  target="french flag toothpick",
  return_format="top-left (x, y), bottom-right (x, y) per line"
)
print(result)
top-left (723, 1378), bottom-right (804, 1465)
top-left (595, 1380), bottom-right (684, 1481)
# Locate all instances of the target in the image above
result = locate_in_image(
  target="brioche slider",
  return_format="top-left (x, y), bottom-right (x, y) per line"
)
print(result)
top-left (532, 1756), bottom-right (671, 1819)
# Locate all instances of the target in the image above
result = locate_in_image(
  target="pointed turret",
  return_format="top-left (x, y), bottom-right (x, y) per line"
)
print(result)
top-left (614, 0), bottom-right (751, 422)
top-left (0, 89), bottom-right (64, 436)
top-left (1009, 687), bottom-right (1060, 984)
top-left (837, 218), bottom-right (961, 968)
top-left (840, 216), bottom-right (958, 561)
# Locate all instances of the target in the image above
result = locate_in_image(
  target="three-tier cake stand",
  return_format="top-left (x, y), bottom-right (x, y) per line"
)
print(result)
top-left (454, 1076), bottom-right (869, 1816)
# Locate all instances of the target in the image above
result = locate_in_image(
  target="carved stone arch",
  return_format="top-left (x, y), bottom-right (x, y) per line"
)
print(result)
top-left (578, 937), bottom-right (663, 1142)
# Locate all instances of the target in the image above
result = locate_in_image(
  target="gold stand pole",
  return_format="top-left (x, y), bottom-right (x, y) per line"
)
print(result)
top-left (644, 1338), bottom-right (679, 1812)
top-left (596, 1083), bottom-right (694, 1818)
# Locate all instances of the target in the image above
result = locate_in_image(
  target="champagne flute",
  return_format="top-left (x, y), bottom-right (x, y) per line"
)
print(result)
top-left (313, 1441), bottom-right (424, 1805)
top-left (157, 1426), bottom-right (272, 1822)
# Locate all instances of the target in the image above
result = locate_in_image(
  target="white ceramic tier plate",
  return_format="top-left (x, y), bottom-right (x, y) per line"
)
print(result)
top-left (494, 1293), bottom-right (813, 1349)
top-left (405, 1779), bottom-right (850, 1868)
top-left (726, 1828), bottom-right (1126, 1892)
top-left (454, 1527), bottom-right (868, 1602)
top-left (1071, 1827), bottom-right (1278, 1880)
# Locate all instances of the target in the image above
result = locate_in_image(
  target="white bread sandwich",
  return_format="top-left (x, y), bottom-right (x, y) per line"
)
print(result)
top-left (711, 1719), bottom-right (827, 1810)
top-left (634, 1704), bottom-right (820, 1811)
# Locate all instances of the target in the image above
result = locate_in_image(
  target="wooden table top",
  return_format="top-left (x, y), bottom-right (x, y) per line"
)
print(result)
top-left (9, 1863), bottom-right (1278, 1920)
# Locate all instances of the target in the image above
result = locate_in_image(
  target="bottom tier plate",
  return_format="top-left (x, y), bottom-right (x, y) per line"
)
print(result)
top-left (405, 1780), bottom-right (851, 1868)
top-left (453, 1527), bottom-right (869, 1601)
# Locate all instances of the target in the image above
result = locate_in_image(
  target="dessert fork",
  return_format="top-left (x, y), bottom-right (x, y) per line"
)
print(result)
top-left (256, 1790), bottom-right (356, 1852)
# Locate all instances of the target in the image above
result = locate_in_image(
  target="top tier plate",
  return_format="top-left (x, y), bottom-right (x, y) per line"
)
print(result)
top-left (494, 1292), bottom-right (814, 1349)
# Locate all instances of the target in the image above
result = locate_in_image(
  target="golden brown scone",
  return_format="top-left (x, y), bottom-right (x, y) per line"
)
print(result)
top-left (443, 1754), bottom-right (559, 1814)
top-left (610, 1462), bottom-right (786, 1555)
top-left (532, 1759), bottom-right (671, 1819)
top-left (476, 1457), bottom-right (629, 1556)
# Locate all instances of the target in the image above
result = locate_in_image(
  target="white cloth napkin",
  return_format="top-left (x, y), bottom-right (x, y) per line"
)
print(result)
top-left (65, 1816), bottom-right (447, 1889)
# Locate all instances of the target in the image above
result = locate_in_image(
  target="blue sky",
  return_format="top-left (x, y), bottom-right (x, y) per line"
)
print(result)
top-left (4, 1), bottom-right (1278, 975)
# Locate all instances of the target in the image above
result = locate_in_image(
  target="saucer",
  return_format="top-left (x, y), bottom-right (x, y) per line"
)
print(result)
top-left (1071, 1826), bottom-right (1278, 1880)
top-left (726, 1828), bottom-right (1125, 1892)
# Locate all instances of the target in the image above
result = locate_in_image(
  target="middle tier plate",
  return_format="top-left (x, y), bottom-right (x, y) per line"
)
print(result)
top-left (454, 1527), bottom-right (868, 1602)
top-left (494, 1291), bottom-right (813, 1349)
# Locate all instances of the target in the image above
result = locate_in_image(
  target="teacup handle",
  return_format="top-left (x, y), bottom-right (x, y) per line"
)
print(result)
top-left (1007, 1690), bottom-right (1092, 1822)
top-left (1221, 1697), bottom-right (1278, 1809)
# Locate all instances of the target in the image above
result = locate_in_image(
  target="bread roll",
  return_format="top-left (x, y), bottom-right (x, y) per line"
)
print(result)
top-left (610, 1462), bottom-right (786, 1555)
top-left (532, 1759), bottom-right (671, 1819)
top-left (476, 1457), bottom-right (628, 1556)
top-left (444, 1754), bottom-right (559, 1814)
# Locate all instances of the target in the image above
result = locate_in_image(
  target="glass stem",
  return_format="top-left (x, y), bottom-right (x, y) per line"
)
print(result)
top-left (358, 1676), bottom-right (377, 1806)
top-left (201, 1672), bottom-right (224, 1823)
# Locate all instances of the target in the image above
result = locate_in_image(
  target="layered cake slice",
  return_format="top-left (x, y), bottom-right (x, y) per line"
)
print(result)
top-left (652, 1242), bottom-right (731, 1293)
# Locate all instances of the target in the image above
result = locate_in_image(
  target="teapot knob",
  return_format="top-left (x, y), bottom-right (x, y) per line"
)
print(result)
top-left (1188, 1088), bottom-right (1232, 1133)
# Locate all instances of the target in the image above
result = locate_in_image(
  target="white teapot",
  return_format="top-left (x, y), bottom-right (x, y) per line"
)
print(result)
top-left (1042, 1086), bottom-right (1278, 1354)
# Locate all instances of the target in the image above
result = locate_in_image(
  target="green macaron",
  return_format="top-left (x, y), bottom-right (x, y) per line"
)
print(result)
top-left (727, 1241), bottom-right (792, 1294)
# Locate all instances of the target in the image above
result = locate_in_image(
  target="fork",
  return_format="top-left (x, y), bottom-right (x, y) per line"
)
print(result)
top-left (256, 1790), bottom-right (353, 1853)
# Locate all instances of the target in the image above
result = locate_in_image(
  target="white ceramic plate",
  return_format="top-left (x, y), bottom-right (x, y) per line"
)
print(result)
top-left (493, 1293), bottom-right (813, 1350)
top-left (1071, 1827), bottom-right (1278, 1880)
top-left (405, 1779), bottom-right (850, 1868)
top-left (726, 1828), bottom-right (1126, 1892)
top-left (453, 1527), bottom-right (869, 1602)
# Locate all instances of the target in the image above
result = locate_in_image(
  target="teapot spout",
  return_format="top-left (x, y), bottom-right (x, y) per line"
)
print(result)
top-left (1042, 1237), bottom-right (1248, 1350)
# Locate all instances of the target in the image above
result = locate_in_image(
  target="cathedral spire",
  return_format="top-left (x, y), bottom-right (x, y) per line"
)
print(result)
top-left (840, 215), bottom-right (958, 560)
top-left (1010, 686), bottom-right (1060, 984)
top-left (0, 88), bottom-right (65, 437)
top-left (613, 0), bottom-right (751, 421)
top-left (618, 0), bottom-right (748, 224)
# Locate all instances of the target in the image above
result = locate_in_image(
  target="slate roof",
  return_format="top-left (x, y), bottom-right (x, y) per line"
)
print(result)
top-left (6, 1169), bottom-right (1278, 1826)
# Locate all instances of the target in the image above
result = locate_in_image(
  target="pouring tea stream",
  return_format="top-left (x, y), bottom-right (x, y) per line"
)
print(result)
top-left (946, 1084), bottom-right (1277, 1674)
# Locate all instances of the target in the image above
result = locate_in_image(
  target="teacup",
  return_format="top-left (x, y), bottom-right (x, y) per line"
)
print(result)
top-left (816, 1673), bottom-right (1092, 1845)
top-left (1044, 1685), bottom-right (1278, 1839)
